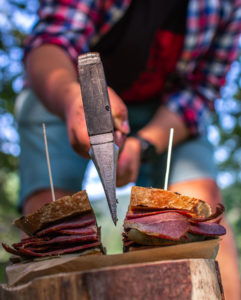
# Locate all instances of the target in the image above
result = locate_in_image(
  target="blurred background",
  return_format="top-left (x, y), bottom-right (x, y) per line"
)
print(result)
top-left (0, 0), bottom-right (241, 283)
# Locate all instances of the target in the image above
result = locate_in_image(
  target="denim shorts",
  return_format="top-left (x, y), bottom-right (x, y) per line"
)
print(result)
top-left (15, 89), bottom-right (217, 210)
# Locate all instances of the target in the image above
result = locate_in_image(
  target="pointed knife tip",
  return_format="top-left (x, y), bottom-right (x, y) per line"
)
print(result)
top-left (111, 214), bottom-right (117, 226)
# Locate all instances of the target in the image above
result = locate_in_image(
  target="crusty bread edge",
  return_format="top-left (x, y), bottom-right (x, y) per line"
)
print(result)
top-left (130, 186), bottom-right (211, 217)
top-left (14, 190), bottom-right (92, 235)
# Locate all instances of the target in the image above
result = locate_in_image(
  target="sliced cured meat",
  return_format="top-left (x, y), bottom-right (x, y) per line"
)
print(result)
top-left (21, 237), bottom-right (39, 242)
top-left (12, 237), bottom-right (48, 249)
top-left (123, 240), bottom-right (135, 247)
top-left (36, 214), bottom-right (96, 236)
top-left (126, 209), bottom-right (193, 220)
top-left (17, 241), bottom-right (101, 257)
top-left (58, 226), bottom-right (96, 235)
top-left (2, 241), bottom-right (101, 258)
top-left (13, 227), bottom-right (97, 250)
top-left (126, 210), bottom-right (163, 219)
top-left (2, 192), bottom-right (104, 260)
top-left (2, 243), bottom-right (28, 257)
top-left (22, 246), bottom-right (55, 252)
top-left (189, 222), bottom-right (226, 236)
top-left (127, 228), bottom-right (187, 246)
top-left (124, 212), bottom-right (189, 240)
top-left (190, 204), bottom-right (225, 223)
top-left (24, 241), bottom-right (97, 252)
top-left (19, 233), bottom-right (98, 248)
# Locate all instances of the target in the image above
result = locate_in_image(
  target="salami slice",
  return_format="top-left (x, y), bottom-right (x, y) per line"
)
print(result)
top-left (189, 222), bottom-right (226, 236)
top-left (124, 212), bottom-right (189, 240)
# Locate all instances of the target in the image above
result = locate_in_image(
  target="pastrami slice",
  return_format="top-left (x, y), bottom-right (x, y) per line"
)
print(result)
top-left (189, 222), bottom-right (226, 236)
top-left (126, 209), bottom-right (193, 220)
top-left (17, 241), bottom-right (101, 257)
top-left (190, 204), bottom-right (225, 223)
top-left (58, 226), bottom-right (97, 235)
top-left (124, 212), bottom-right (190, 240)
top-left (20, 233), bottom-right (98, 248)
top-left (36, 213), bottom-right (96, 237)
top-left (2, 243), bottom-right (27, 257)
top-left (13, 237), bottom-right (49, 249)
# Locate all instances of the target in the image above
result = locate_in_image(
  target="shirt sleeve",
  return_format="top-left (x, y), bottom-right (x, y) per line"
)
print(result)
top-left (164, 1), bottom-right (241, 136)
top-left (23, 0), bottom-right (100, 63)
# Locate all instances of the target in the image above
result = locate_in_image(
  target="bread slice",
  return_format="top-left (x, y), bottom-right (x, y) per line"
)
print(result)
top-left (14, 190), bottom-right (92, 235)
top-left (130, 186), bottom-right (211, 217)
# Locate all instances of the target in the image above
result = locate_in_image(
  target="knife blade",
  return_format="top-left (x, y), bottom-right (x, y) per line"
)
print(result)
top-left (78, 52), bottom-right (119, 225)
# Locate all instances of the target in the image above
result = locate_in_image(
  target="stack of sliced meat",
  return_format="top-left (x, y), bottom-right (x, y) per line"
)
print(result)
top-left (2, 212), bottom-right (102, 259)
top-left (123, 186), bottom-right (226, 251)
top-left (2, 191), bottom-right (104, 260)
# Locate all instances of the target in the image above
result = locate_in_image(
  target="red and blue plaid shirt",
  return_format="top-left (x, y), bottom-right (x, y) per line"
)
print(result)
top-left (24, 0), bottom-right (241, 135)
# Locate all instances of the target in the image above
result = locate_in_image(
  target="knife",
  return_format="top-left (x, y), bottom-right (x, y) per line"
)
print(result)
top-left (78, 52), bottom-right (119, 225)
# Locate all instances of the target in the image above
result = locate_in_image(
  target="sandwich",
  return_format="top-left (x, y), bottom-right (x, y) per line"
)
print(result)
top-left (123, 186), bottom-right (226, 251)
top-left (2, 191), bottom-right (104, 260)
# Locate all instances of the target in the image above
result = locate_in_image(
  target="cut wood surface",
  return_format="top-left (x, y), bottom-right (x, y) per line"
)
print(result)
top-left (5, 239), bottom-right (219, 286)
top-left (0, 259), bottom-right (224, 300)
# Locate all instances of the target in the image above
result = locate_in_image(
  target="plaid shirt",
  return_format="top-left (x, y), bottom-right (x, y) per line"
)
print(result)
top-left (24, 0), bottom-right (241, 135)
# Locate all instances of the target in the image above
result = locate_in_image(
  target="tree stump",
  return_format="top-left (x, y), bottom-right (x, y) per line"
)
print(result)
top-left (0, 259), bottom-right (224, 300)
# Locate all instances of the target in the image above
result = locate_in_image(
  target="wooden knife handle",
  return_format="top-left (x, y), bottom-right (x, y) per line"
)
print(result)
top-left (78, 52), bottom-right (114, 136)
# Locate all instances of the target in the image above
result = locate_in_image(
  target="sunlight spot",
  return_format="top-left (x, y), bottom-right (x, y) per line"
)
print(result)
top-left (217, 171), bottom-right (235, 188)
top-left (214, 146), bottom-right (229, 164)
top-left (207, 125), bottom-right (220, 146)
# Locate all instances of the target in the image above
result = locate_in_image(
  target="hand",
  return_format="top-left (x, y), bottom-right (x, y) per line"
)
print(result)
top-left (116, 137), bottom-right (141, 187)
top-left (66, 96), bottom-right (90, 158)
top-left (66, 86), bottom-right (130, 158)
top-left (26, 45), bottom-right (130, 158)
top-left (108, 87), bottom-right (129, 150)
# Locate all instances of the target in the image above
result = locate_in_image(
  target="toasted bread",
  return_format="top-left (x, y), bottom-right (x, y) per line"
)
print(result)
top-left (14, 190), bottom-right (92, 235)
top-left (130, 186), bottom-right (211, 217)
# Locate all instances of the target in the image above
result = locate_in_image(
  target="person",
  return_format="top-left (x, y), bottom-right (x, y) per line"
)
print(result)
top-left (15, 0), bottom-right (241, 299)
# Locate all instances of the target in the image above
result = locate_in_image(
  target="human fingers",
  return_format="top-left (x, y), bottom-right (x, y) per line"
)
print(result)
top-left (116, 137), bottom-right (141, 186)
top-left (107, 87), bottom-right (130, 135)
top-left (114, 130), bottom-right (127, 153)
top-left (66, 98), bottom-right (90, 158)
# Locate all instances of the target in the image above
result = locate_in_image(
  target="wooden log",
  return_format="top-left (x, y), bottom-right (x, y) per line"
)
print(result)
top-left (3, 239), bottom-right (220, 286)
top-left (0, 259), bottom-right (224, 300)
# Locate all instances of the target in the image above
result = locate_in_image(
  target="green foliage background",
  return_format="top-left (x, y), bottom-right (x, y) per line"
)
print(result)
top-left (0, 0), bottom-right (241, 284)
